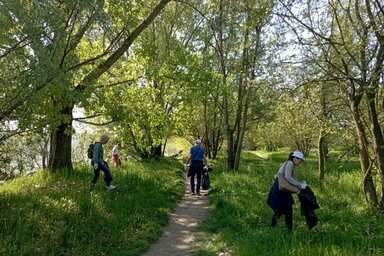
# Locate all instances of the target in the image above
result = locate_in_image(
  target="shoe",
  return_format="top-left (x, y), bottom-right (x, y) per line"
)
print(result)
top-left (106, 184), bottom-right (116, 190)
top-left (89, 182), bottom-right (95, 192)
top-left (191, 192), bottom-right (195, 195)
top-left (196, 193), bottom-right (202, 196)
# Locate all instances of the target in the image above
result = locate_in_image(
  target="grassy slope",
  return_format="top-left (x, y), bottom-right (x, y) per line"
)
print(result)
top-left (195, 150), bottom-right (384, 256)
top-left (0, 158), bottom-right (185, 256)
top-left (1, 150), bottom-right (383, 256)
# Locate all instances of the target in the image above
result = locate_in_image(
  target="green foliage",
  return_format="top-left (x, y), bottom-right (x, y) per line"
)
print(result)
top-left (195, 151), bottom-right (384, 255)
top-left (0, 158), bottom-right (185, 255)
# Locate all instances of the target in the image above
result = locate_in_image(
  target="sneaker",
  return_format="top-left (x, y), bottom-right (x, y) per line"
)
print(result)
top-left (190, 192), bottom-right (195, 195)
top-left (196, 193), bottom-right (202, 196)
top-left (106, 184), bottom-right (116, 190)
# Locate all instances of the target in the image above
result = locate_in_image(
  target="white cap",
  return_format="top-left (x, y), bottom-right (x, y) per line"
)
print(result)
top-left (195, 139), bottom-right (202, 145)
top-left (292, 151), bottom-right (305, 161)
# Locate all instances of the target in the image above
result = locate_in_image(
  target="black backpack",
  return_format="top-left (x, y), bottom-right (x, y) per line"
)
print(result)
top-left (87, 142), bottom-right (99, 159)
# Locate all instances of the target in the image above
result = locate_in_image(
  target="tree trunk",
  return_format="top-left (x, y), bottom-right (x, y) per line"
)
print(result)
top-left (366, 91), bottom-right (384, 204)
top-left (223, 90), bottom-right (237, 170)
top-left (351, 98), bottom-right (378, 206)
top-left (48, 106), bottom-right (74, 172)
top-left (151, 144), bottom-right (162, 159)
top-left (318, 130), bottom-right (326, 180)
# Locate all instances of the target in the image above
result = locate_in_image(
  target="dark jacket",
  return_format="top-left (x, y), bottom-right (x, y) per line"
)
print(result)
top-left (267, 178), bottom-right (295, 215)
top-left (298, 186), bottom-right (320, 230)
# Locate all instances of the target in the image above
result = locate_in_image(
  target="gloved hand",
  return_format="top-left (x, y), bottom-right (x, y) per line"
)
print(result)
top-left (300, 181), bottom-right (307, 190)
top-left (203, 165), bottom-right (208, 171)
top-left (93, 163), bottom-right (98, 170)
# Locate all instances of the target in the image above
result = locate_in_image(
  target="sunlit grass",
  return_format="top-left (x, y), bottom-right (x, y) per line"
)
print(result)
top-left (0, 158), bottom-right (185, 256)
top-left (1, 150), bottom-right (383, 255)
top-left (195, 151), bottom-right (384, 256)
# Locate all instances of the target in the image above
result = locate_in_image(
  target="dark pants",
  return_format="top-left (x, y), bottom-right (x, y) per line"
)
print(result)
top-left (267, 178), bottom-right (294, 230)
top-left (271, 208), bottom-right (293, 230)
top-left (91, 160), bottom-right (113, 186)
top-left (190, 160), bottom-right (203, 194)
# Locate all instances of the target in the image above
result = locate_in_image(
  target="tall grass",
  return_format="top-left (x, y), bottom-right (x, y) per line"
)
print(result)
top-left (195, 151), bottom-right (384, 256)
top-left (0, 158), bottom-right (185, 256)
top-left (1, 150), bottom-right (383, 255)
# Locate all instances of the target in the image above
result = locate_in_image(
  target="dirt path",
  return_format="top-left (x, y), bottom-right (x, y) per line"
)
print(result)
top-left (143, 175), bottom-right (209, 256)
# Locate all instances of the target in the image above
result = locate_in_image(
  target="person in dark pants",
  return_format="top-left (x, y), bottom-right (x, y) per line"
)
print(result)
top-left (267, 151), bottom-right (306, 230)
top-left (90, 134), bottom-right (116, 191)
top-left (186, 139), bottom-right (208, 196)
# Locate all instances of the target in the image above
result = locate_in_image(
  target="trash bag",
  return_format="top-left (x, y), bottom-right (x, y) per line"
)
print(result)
top-left (202, 171), bottom-right (210, 190)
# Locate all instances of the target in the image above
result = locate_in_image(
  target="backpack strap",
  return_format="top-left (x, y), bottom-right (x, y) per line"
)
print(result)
top-left (191, 147), bottom-right (201, 161)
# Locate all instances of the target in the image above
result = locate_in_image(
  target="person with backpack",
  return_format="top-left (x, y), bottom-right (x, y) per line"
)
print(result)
top-left (90, 134), bottom-right (116, 191)
top-left (186, 139), bottom-right (208, 196)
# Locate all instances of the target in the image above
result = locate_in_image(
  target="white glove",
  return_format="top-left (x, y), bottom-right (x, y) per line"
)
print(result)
top-left (93, 163), bottom-right (98, 170)
top-left (300, 181), bottom-right (307, 189)
top-left (203, 165), bottom-right (208, 171)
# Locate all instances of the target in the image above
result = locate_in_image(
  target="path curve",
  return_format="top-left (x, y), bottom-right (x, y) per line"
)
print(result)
top-left (143, 175), bottom-right (209, 256)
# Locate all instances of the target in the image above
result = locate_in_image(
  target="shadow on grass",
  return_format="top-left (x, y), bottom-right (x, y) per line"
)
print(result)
top-left (194, 151), bottom-right (383, 256)
top-left (0, 158), bottom-right (185, 256)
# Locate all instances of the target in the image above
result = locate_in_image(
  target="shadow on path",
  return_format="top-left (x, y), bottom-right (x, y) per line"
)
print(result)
top-left (143, 175), bottom-right (209, 256)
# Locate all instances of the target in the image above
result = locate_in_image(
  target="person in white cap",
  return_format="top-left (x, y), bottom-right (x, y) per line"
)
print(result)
top-left (267, 151), bottom-right (307, 230)
top-left (185, 139), bottom-right (208, 196)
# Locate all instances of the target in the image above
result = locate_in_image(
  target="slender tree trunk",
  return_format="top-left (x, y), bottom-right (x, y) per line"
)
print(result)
top-left (48, 106), bottom-right (74, 172)
top-left (366, 91), bottom-right (384, 204)
top-left (351, 98), bottom-right (378, 206)
top-left (224, 97), bottom-right (235, 169)
top-left (233, 89), bottom-right (250, 171)
top-left (318, 130), bottom-right (326, 180)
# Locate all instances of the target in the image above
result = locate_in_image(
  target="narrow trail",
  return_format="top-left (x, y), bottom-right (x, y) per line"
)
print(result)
top-left (143, 175), bottom-right (209, 256)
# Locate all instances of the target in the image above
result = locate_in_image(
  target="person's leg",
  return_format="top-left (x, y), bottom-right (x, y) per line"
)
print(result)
top-left (98, 161), bottom-right (113, 186)
top-left (90, 163), bottom-right (100, 191)
top-left (189, 165), bottom-right (196, 194)
top-left (91, 168), bottom-right (100, 185)
top-left (196, 170), bottom-right (202, 195)
top-left (113, 154), bottom-right (119, 167)
top-left (190, 173), bottom-right (196, 194)
top-left (271, 210), bottom-right (281, 227)
top-left (284, 206), bottom-right (293, 231)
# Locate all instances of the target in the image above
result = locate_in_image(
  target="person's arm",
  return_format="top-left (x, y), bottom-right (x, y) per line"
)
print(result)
top-left (186, 155), bottom-right (192, 165)
top-left (186, 147), bottom-right (193, 165)
top-left (284, 161), bottom-right (302, 187)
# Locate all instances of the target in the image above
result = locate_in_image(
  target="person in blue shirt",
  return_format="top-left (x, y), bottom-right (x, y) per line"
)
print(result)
top-left (186, 139), bottom-right (208, 196)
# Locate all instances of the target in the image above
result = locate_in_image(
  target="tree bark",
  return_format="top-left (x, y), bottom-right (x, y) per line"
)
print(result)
top-left (351, 97), bottom-right (378, 206)
top-left (366, 90), bottom-right (384, 204)
top-left (318, 130), bottom-right (326, 180)
top-left (48, 106), bottom-right (74, 172)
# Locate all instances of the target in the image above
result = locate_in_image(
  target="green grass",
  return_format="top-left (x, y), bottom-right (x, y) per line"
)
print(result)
top-left (194, 151), bottom-right (384, 256)
top-left (0, 158), bottom-right (185, 256)
top-left (1, 150), bottom-right (383, 255)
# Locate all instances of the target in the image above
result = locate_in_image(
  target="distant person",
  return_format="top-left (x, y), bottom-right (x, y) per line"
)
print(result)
top-left (112, 143), bottom-right (122, 168)
top-left (90, 134), bottom-right (116, 191)
top-left (267, 151), bottom-right (306, 231)
top-left (186, 139), bottom-right (208, 196)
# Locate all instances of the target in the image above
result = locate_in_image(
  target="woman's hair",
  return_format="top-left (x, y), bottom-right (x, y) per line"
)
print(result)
top-left (288, 152), bottom-right (294, 161)
top-left (100, 134), bottom-right (110, 143)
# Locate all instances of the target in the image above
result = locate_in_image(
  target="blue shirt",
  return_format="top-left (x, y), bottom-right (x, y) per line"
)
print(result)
top-left (190, 146), bottom-right (206, 161)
